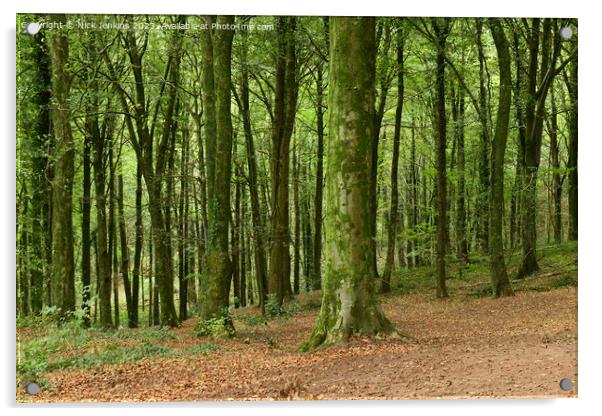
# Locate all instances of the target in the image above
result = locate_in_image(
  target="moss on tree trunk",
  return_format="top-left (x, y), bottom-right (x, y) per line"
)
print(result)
top-left (304, 17), bottom-right (396, 351)
top-left (488, 19), bottom-right (514, 298)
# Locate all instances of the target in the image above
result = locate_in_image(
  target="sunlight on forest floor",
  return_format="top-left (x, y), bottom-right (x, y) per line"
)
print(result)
top-left (16, 242), bottom-right (577, 402)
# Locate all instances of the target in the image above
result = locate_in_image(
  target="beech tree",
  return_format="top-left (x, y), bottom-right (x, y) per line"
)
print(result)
top-left (304, 17), bottom-right (396, 349)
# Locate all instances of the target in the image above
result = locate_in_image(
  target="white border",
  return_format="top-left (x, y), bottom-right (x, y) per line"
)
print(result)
top-left (3, 1), bottom-right (600, 415)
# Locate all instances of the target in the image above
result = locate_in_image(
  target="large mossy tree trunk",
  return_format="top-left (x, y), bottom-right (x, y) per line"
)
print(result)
top-left (198, 15), bottom-right (236, 330)
top-left (48, 14), bottom-right (76, 316)
top-left (304, 17), bottom-right (396, 350)
top-left (488, 19), bottom-right (514, 298)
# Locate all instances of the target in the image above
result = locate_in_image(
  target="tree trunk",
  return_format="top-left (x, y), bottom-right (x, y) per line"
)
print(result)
top-left (178, 129), bottom-right (189, 319)
top-left (381, 22), bottom-right (405, 293)
top-left (304, 17), bottom-right (396, 350)
top-left (292, 138), bottom-right (301, 295)
top-left (453, 86), bottom-right (469, 264)
top-left (117, 166), bottom-right (135, 326)
top-left (566, 46), bottom-right (578, 241)
top-left (432, 18), bottom-right (450, 299)
top-left (198, 16), bottom-right (236, 329)
top-left (516, 19), bottom-right (560, 278)
top-left (269, 16), bottom-right (298, 305)
top-left (29, 30), bottom-right (52, 314)
top-left (81, 122), bottom-right (92, 326)
top-left (109, 145), bottom-right (120, 327)
top-left (475, 18), bottom-right (491, 254)
top-left (132, 162), bottom-right (143, 327)
top-left (236, 29), bottom-right (268, 311)
top-left (312, 60), bottom-right (326, 291)
top-left (488, 18), bottom-right (514, 297)
top-left (48, 14), bottom-right (76, 316)
top-left (549, 86), bottom-right (562, 243)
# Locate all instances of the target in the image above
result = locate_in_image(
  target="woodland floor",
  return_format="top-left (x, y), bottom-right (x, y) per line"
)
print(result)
top-left (17, 244), bottom-right (578, 402)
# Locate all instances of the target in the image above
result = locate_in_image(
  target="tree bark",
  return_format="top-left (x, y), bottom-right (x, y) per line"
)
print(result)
top-left (381, 21), bottom-right (405, 293)
top-left (488, 18), bottom-right (514, 297)
top-left (198, 16), bottom-right (236, 329)
top-left (475, 18), bottom-right (491, 254)
top-left (305, 17), bottom-right (396, 350)
top-left (235, 29), bottom-right (268, 311)
top-left (312, 61), bottom-right (325, 291)
top-left (269, 16), bottom-right (298, 305)
top-left (117, 166), bottom-right (135, 326)
top-left (432, 18), bottom-right (450, 299)
top-left (48, 14), bottom-right (76, 315)
top-left (452, 85), bottom-right (469, 264)
top-left (566, 44), bottom-right (578, 241)
top-left (82, 121), bottom-right (92, 326)
top-left (516, 19), bottom-right (560, 278)
top-left (29, 29), bottom-right (52, 314)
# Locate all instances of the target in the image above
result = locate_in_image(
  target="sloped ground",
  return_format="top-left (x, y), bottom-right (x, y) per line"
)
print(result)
top-left (18, 282), bottom-right (577, 402)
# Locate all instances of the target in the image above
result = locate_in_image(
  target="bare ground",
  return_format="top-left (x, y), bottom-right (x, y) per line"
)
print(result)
top-left (20, 284), bottom-right (577, 402)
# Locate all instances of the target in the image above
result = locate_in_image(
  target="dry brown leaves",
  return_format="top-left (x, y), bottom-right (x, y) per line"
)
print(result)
top-left (18, 287), bottom-right (577, 403)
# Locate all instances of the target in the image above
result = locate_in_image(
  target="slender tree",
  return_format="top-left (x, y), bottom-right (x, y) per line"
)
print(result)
top-left (269, 16), bottom-right (298, 305)
top-left (382, 20), bottom-right (405, 293)
top-left (48, 14), bottom-right (76, 315)
top-left (488, 18), bottom-right (514, 297)
top-left (432, 17), bottom-right (450, 299)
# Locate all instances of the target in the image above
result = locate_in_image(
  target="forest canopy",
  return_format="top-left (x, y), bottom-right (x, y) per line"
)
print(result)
top-left (16, 15), bottom-right (577, 347)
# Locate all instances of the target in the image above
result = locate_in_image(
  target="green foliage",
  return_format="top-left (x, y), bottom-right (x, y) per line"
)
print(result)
top-left (16, 319), bottom-right (89, 387)
top-left (180, 343), bottom-right (220, 356)
top-left (194, 308), bottom-right (235, 338)
top-left (548, 276), bottom-right (577, 289)
top-left (265, 293), bottom-right (284, 318)
top-left (238, 313), bottom-right (268, 326)
top-left (16, 338), bottom-right (51, 388)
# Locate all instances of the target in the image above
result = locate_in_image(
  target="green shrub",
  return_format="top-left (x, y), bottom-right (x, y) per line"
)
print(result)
top-left (16, 338), bottom-right (51, 387)
top-left (194, 309), bottom-right (235, 338)
top-left (181, 343), bottom-right (219, 356)
top-left (548, 275), bottom-right (577, 288)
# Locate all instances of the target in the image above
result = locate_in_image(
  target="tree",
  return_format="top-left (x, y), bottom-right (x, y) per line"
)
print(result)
top-left (475, 18), bottom-right (492, 254)
top-left (107, 17), bottom-right (186, 326)
top-left (81, 112), bottom-right (92, 326)
top-left (48, 14), bottom-right (76, 315)
top-left (28, 28), bottom-right (52, 314)
top-left (233, 28), bottom-right (268, 311)
top-left (304, 17), bottom-right (396, 350)
top-left (198, 15), bottom-right (236, 328)
top-left (516, 18), bottom-right (562, 278)
top-left (488, 18), bottom-right (514, 297)
top-left (381, 20), bottom-right (405, 293)
top-left (565, 34), bottom-right (578, 241)
top-left (312, 55), bottom-right (326, 291)
top-left (432, 17), bottom-right (450, 299)
top-left (269, 16), bottom-right (298, 305)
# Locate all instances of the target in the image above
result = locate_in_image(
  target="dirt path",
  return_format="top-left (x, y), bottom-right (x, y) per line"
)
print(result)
top-left (24, 287), bottom-right (577, 402)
